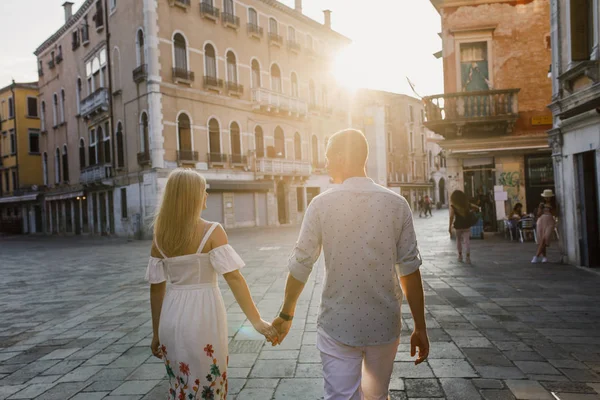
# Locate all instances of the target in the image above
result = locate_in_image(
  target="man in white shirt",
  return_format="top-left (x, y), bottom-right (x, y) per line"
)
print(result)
top-left (273, 129), bottom-right (429, 400)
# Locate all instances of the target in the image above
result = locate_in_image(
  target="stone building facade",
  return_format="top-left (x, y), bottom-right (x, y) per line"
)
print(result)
top-left (548, 0), bottom-right (600, 267)
top-left (425, 0), bottom-right (555, 233)
top-left (34, 0), bottom-right (350, 238)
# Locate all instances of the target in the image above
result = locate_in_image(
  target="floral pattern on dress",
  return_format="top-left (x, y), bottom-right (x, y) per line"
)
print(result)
top-left (162, 344), bottom-right (228, 400)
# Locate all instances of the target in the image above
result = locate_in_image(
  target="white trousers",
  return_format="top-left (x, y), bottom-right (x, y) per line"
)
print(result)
top-left (317, 331), bottom-right (400, 400)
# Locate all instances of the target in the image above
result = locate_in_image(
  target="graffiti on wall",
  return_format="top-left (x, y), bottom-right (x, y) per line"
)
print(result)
top-left (498, 170), bottom-right (523, 205)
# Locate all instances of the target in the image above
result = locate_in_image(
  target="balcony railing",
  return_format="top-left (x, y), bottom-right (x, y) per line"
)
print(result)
top-left (200, 2), bottom-right (220, 20)
top-left (204, 76), bottom-right (224, 90)
top-left (170, 0), bottom-right (191, 8)
top-left (137, 151), bottom-right (151, 166)
top-left (256, 158), bottom-right (311, 176)
top-left (133, 64), bottom-right (148, 83)
top-left (230, 154), bottom-right (247, 165)
top-left (48, 59), bottom-right (55, 69)
top-left (80, 163), bottom-right (113, 185)
top-left (208, 153), bottom-right (228, 164)
top-left (222, 12), bottom-right (240, 28)
top-left (287, 40), bottom-right (301, 53)
top-left (423, 89), bottom-right (520, 138)
top-left (172, 67), bottom-right (194, 83)
top-left (268, 32), bottom-right (283, 46)
top-left (80, 88), bottom-right (109, 119)
top-left (177, 149), bottom-right (199, 163)
top-left (251, 88), bottom-right (308, 117)
top-left (226, 81), bottom-right (243, 95)
top-left (247, 23), bottom-right (263, 38)
top-left (55, 54), bottom-right (63, 64)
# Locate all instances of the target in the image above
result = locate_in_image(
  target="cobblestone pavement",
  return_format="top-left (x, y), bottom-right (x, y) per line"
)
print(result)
top-left (1, 211), bottom-right (600, 400)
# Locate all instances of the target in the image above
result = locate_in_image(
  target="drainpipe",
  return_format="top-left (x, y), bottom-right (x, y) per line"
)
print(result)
top-left (10, 80), bottom-right (19, 191)
top-left (104, 0), bottom-right (116, 172)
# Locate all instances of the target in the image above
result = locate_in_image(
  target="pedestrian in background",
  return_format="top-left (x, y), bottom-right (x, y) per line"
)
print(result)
top-left (449, 190), bottom-right (479, 264)
top-left (532, 189), bottom-right (557, 264)
top-left (424, 195), bottom-right (433, 217)
top-left (418, 196), bottom-right (425, 218)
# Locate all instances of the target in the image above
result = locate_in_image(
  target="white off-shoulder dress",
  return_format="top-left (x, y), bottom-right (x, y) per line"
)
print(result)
top-left (145, 222), bottom-right (244, 400)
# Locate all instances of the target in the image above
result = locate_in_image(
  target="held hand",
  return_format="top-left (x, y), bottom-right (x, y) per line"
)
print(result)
top-left (150, 335), bottom-right (163, 359)
top-left (272, 316), bottom-right (292, 345)
top-left (252, 319), bottom-right (280, 345)
top-left (410, 329), bottom-right (430, 365)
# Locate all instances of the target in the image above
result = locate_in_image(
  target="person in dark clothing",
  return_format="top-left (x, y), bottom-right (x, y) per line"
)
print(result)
top-left (424, 195), bottom-right (433, 217)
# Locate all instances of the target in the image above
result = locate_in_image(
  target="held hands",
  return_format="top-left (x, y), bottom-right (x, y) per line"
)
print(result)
top-left (271, 316), bottom-right (292, 346)
top-left (410, 329), bottom-right (430, 365)
top-left (252, 318), bottom-right (280, 345)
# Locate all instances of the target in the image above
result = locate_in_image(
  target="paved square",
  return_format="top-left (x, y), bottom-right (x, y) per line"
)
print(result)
top-left (1, 211), bottom-right (600, 399)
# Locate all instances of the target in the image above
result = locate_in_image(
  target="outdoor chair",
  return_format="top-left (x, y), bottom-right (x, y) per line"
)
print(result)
top-left (503, 219), bottom-right (514, 241)
top-left (519, 218), bottom-right (537, 244)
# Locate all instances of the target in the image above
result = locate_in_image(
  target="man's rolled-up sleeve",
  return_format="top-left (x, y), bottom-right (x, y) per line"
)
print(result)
top-left (288, 201), bottom-right (322, 283)
top-left (396, 210), bottom-right (422, 276)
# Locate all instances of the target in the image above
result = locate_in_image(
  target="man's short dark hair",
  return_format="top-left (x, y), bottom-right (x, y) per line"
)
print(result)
top-left (326, 129), bottom-right (369, 165)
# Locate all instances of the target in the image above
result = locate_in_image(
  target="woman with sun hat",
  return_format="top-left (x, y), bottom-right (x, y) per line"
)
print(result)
top-left (532, 189), bottom-right (557, 264)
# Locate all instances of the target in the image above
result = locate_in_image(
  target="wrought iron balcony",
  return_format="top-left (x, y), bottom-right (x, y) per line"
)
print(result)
top-left (222, 12), bottom-right (240, 28)
top-left (208, 153), bottom-right (228, 165)
top-left (80, 163), bottom-right (113, 185)
top-left (255, 158), bottom-right (311, 177)
top-left (268, 32), bottom-right (283, 46)
top-left (169, 0), bottom-right (190, 8)
top-left (423, 89), bottom-right (520, 139)
top-left (226, 81), bottom-right (243, 95)
top-left (230, 154), bottom-right (248, 165)
top-left (55, 53), bottom-right (63, 64)
top-left (287, 40), bottom-right (301, 53)
top-left (172, 67), bottom-right (194, 83)
top-left (133, 64), bottom-right (148, 83)
top-left (80, 88), bottom-right (109, 120)
top-left (177, 149), bottom-right (199, 163)
top-left (200, 2), bottom-right (220, 20)
top-left (204, 76), bottom-right (224, 90)
top-left (247, 23), bottom-right (263, 38)
top-left (137, 151), bottom-right (151, 166)
top-left (251, 88), bottom-right (308, 118)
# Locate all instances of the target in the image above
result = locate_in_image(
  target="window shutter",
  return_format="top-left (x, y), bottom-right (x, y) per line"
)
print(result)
top-left (570, 0), bottom-right (590, 61)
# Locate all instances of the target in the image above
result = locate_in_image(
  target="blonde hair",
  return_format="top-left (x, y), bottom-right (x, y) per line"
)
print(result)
top-left (153, 168), bottom-right (207, 257)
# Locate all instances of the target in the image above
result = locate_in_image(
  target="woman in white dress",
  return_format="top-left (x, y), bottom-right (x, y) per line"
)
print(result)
top-left (146, 169), bottom-right (278, 400)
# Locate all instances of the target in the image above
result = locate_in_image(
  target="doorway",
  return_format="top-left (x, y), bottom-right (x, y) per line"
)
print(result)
top-left (463, 162), bottom-right (496, 232)
top-left (575, 151), bottom-right (599, 267)
top-left (277, 181), bottom-right (287, 224)
top-left (525, 155), bottom-right (555, 215)
top-left (439, 178), bottom-right (446, 205)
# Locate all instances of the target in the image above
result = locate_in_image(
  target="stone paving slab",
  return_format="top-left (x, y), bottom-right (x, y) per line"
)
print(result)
top-left (2, 212), bottom-right (600, 399)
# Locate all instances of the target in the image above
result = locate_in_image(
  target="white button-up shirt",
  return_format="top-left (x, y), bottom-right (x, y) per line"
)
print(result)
top-left (288, 177), bottom-right (422, 346)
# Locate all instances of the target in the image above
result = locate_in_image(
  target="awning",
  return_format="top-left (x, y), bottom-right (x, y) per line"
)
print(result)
top-left (0, 194), bottom-right (39, 204)
top-left (206, 181), bottom-right (274, 192)
top-left (45, 191), bottom-right (84, 201)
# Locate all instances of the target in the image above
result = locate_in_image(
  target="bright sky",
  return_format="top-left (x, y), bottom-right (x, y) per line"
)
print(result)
top-left (0, 0), bottom-right (443, 97)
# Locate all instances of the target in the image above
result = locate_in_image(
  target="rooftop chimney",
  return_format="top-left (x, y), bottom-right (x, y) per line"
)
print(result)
top-left (323, 10), bottom-right (332, 29)
top-left (63, 1), bottom-right (74, 22)
top-left (295, 0), bottom-right (302, 13)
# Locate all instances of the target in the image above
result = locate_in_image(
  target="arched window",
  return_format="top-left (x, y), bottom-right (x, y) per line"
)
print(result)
top-left (294, 132), bottom-right (301, 160)
top-left (230, 122), bottom-right (242, 163)
top-left (116, 123), bottom-right (124, 168)
top-left (311, 135), bottom-right (318, 166)
top-left (62, 145), bottom-right (69, 182)
top-left (76, 78), bottom-right (82, 115)
top-left (79, 138), bottom-right (86, 169)
top-left (274, 126), bottom-right (285, 158)
top-left (309, 80), bottom-right (316, 106)
top-left (177, 113), bottom-right (192, 151)
top-left (208, 118), bottom-right (221, 159)
top-left (112, 47), bottom-right (121, 90)
top-left (248, 7), bottom-right (258, 25)
top-left (136, 29), bottom-right (145, 66)
top-left (226, 51), bottom-right (237, 84)
top-left (42, 152), bottom-right (48, 185)
top-left (288, 26), bottom-right (296, 42)
top-left (291, 72), bottom-right (298, 97)
top-left (269, 17), bottom-right (278, 34)
top-left (103, 126), bottom-right (111, 164)
top-left (204, 43), bottom-right (217, 79)
top-left (255, 126), bottom-right (264, 158)
top-left (251, 59), bottom-right (261, 88)
top-left (173, 33), bottom-right (187, 71)
top-left (41, 101), bottom-right (46, 131)
top-left (140, 112), bottom-right (149, 153)
top-left (54, 148), bottom-right (61, 184)
top-left (60, 89), bottom-right (66, 123)
top-left (271, 64), bottom-right (282, 93)
top-left (52, 93), bottom-right (58, 127)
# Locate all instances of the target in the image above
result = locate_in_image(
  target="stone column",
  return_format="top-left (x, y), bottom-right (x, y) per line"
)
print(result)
top-left (302, 186), bottom-right (308, 212)
top-left (88, 195), bottom-right (95, 234)
top-left (105, 191), bottom-right (110, 235)
top-left (48, 202), bottom-right (53, 234)
top-left (22, 205), bottom-right (28, 234)
top-left (61, 201), bottom-right (67, 233)
top-left (79, 199), bottom-right (84, 234)
top-left (55, 202), bottom-right (59, 233)
top-left (96, 193), bottom-right (102, 234)
top-left (70, 200), bottom-right (76, 234)
top-left (254, 192), bottom-right (260, 227)
top-left (267, 191), bottom-right (277, 226)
